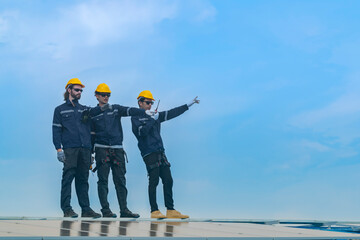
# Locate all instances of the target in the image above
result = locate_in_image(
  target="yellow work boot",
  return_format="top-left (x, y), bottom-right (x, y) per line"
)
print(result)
top-left (151, 210), bottom-right (166, 219)
top-left (166, 209), bottom-right (189, 219)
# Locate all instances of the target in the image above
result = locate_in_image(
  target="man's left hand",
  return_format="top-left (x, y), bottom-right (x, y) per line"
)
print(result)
top-left (187, 96), bottom-right (200, 107)
top-left (91, 154), bottom-right (95, 165)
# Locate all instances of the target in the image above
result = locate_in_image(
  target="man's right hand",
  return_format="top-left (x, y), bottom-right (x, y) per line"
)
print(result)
top-left (145, 110), bottom-right (155, 116)
top-left (146, 110), bottom-right (159, 120)
top-left (151, 112), bottom-right (159, 120)
top-left (57, 150), bottom-right (66, 163)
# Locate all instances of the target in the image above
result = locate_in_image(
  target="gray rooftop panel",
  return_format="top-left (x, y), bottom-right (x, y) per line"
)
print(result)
top-left (1, 218), bottom-right (360, 239)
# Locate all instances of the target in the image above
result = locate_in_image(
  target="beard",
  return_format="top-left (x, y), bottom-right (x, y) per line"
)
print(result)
top-left (71, 92), bottom-right (81, 100)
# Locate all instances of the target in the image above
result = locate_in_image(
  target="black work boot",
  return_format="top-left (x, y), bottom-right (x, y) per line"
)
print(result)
top-left (102, 210), bottom-right (117, 218)
top-left (120, 209), bottom-right (140, 218)
top-left (81, 209), bottom-right (101, 218)
top-left (64, 209), bottom-right (78, 218)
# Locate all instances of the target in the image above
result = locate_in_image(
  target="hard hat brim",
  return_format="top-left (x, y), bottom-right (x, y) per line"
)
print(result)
top-left (137, 96), bottom-right (155, 101)
top-left (65, 83), bottom-right (85, 89)
top-left (95, 90), bottom-right (111, 93)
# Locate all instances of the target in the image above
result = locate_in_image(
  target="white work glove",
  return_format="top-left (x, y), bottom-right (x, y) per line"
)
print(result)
top-left (152, 112), bottom-right (159, 120)
top-left (100, 103), bottom-right (112, 111)
top-left (91, 154), bottom-right (95, 165)
top-left (57, 151), bottom-right (66, 163)
top-left (89, 153), bottom-right (95, 171)
top-left (145, 110), bottom-right (159, 120)
top-left (145, 110), bottom-right (154, 116)
top-left (187, 96), bottom-right (200, 107)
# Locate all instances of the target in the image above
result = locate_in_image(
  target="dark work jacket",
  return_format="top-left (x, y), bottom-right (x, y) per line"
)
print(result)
top-left (52, 99), bottom-right (92, 150)
top-left (131, 104), bottom-right (189, 157)
top-left (90, 104), bottom-right (145, 147)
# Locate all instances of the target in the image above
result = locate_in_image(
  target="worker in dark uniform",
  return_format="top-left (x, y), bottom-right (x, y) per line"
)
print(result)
top-left (52, 78), bottom-right (101, 218)
top-left (90, 83), bottom-right (153, 218)
top-left (131, 90), bottom-right (200, 218)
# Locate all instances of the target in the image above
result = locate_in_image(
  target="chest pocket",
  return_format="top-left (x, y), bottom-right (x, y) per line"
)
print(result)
top-left (107, 109), bottom-right (118, 118)
top-left (61, 110), bottom-right (75, 122)
top-left (92, 113), bottom-right (105, 130)
top-left (107, 112), bottom-right (116, 119)
top-left (93, 114), bottom-right (104, 121)
top-left (106, 110), bottom-right (118, 127)
top-left (93, 113), bottom-right (104, 123)
top-left (139, 117), bottom-right (149, 124)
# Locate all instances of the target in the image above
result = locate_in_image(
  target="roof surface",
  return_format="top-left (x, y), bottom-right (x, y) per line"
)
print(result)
top-left (1, 217), bottom-right (360, 239)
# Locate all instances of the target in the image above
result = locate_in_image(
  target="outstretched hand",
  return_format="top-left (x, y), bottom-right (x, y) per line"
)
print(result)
top-left (188, 96), bottom-right (200, 107)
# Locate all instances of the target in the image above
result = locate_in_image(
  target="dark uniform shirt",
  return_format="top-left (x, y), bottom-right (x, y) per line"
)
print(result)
top-left (90, 104), bottom-right (145, 147)
top-left (131, 104), bottom-right (188, 157)
top-left (52, 99), bottom-right (92, 150)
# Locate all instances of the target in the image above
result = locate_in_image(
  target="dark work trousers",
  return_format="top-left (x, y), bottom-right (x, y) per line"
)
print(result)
top-left (61, 148), bottom-right (92, 213)
top-left (95, 147), bottom-right (128, 213)
top-left (143, 152), bottom-right (174, 212)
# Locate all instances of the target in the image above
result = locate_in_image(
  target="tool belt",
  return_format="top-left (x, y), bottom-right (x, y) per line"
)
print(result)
top-left (92, 148), bottom-right (128, 172)
top-left (143, 151), bottom-right (170, 173)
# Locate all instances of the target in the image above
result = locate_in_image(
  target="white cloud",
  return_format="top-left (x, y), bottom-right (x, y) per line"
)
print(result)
top-left (0, 158), bottom-right (11, 166)
top-left (263, 13), bottom-right (325, 52)
top-left (329, 40), bottom-right (360, 69)
top-left (0, 16), bottom-right (7, 39)
top-left (0, 0), bottom-right (218, 63)
top-left (0, 11), bottom-right (18, 42)
top-left (194, 4), bottom-right (216, 22)
top-left (274, 138), bottom-right (359, 171)
top-left (59, 0), bottom-right (177, 46)
top-left (291, 92), bottom-right (360, 128)
top-left (299, 140), bottom-right (330, 152)
top-left (276, 154), bottom-right (312, 170)
top-left (289, 70), bottom-right (360, 147)
top-left (0, 0), bottom-right (178, 59)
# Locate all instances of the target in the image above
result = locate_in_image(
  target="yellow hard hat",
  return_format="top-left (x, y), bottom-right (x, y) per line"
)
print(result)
top-left (95, 83), bottom-right (111, 93)
top-left (65, 78), bottom-right (85, 89)
top-left (137, 90), bottom-right (155, 101)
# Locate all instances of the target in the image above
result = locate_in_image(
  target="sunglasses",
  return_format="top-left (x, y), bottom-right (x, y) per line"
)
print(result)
top-left (144, 101), bottom-right (154, 105)
top-left (99, 93), bottom-right (111, 97)
top-left (73, 88), bottom-right (83, 92)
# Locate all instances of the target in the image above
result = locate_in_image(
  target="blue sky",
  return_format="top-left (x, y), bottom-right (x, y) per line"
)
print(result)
top-left (1, 0), bottom-right (360, 220)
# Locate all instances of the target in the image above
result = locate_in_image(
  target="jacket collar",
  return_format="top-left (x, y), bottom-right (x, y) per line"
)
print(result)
top-left (66, 99), bottom-right (79, 106)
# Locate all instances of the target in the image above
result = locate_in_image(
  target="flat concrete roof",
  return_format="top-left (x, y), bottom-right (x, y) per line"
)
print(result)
top-left (1, 217), bottom-right (360, 239)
